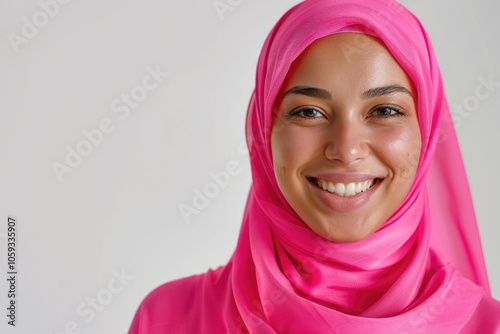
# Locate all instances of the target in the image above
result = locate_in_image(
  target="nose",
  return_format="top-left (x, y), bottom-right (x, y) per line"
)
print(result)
top-left (324, 119), bottom-right (369, 164)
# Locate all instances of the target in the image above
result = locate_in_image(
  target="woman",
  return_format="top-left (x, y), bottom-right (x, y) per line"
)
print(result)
top-left (129, 0), bottom-right (500, 332)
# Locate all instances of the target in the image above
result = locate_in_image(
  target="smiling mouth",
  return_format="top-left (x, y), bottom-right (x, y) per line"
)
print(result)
top-left (308, 177), bottom-right (381, 197)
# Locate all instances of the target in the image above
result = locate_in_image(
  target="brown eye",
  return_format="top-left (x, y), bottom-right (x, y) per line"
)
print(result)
top-left (287, 107), bottom-right (325, 119)
top-left (370, 106), bottom-right (404, 118)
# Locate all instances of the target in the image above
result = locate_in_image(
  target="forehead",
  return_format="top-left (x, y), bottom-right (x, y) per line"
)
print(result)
top-left (281, 33), bottom-right (413, 93)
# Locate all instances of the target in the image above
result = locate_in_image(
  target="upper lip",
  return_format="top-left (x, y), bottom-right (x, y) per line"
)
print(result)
top-left (307, 173), bottom-right (383, 183)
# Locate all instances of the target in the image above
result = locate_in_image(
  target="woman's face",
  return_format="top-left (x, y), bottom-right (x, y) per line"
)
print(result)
top-left (271, 33), bottom-right (421, 243)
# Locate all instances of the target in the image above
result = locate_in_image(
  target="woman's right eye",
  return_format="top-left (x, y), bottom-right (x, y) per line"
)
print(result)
top-left (287, 107), bottom-right (325, 119)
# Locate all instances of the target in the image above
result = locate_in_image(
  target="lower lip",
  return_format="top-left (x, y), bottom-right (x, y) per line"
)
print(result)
top-left (308, 179), bottom-right (380, 212)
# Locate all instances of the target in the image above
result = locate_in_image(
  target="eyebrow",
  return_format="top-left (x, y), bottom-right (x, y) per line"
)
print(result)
top-left (282, 84), bottom-right (413, 100)
top-left (283, 86), bottom-right (332, 100)
top-left (362, 85), bottom-right (413, 99)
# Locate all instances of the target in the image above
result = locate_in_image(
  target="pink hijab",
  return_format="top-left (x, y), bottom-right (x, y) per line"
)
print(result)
top-left (130, 0), bottom-right (499, 332)
top-left (233, 0), bottom-right (490, 329)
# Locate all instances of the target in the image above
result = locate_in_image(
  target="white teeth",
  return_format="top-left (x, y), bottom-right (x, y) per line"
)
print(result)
top-left (327, 182), bottom-right (334, 192)
top-left (335, 183), bottom-right (345, 196)
top-left (355, 182), bottom-right (363, 193)
top-left (316, 178), bottom-right (376, 197)
top-left (345, 183), bottom-right (356, 196)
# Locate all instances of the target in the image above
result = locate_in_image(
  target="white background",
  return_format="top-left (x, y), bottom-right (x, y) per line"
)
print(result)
top-left (1, 1), bottom-right (499, 333)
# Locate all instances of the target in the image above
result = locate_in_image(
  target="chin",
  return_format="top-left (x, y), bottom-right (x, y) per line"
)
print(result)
top-left (312, 219), bottom-right (380, 243)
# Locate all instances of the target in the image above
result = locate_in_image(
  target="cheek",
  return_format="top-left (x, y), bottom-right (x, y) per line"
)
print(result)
top-left (271, 124), bottom-right (321, 174)
top-left (377, 124), bottom-right (421, 182)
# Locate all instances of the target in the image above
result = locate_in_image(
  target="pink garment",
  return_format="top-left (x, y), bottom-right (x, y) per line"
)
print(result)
top-left (130, 0), bottom-right (500, 332)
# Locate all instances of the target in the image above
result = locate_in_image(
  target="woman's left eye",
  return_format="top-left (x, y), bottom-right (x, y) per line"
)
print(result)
top-left (370, 106), bottom-right (404, 118)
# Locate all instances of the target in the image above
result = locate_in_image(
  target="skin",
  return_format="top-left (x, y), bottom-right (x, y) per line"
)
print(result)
top-left (271, 33), bottom-right (422, 243)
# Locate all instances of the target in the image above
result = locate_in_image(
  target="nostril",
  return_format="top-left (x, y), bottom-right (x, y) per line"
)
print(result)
top-left (324, 137), bottom-right (369, 164)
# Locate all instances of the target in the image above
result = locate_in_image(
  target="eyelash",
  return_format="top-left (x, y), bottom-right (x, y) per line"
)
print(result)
top-left (286, 107), bottom-right (325, 119)
top-left (369, 105), bottom-right (405, 118)
top-left (286, 105), bottom-right (405, 120)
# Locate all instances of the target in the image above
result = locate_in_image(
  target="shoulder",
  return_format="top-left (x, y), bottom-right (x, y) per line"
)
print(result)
top-left (128, 266), bottom-right (230, 334)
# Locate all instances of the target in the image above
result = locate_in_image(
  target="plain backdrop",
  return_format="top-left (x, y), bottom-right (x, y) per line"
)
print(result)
top-left (1, 1), bottom-right (499, 333)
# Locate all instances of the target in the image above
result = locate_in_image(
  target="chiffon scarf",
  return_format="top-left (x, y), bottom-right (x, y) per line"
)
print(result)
top-left (226, 0), bottom-right (490, 331)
